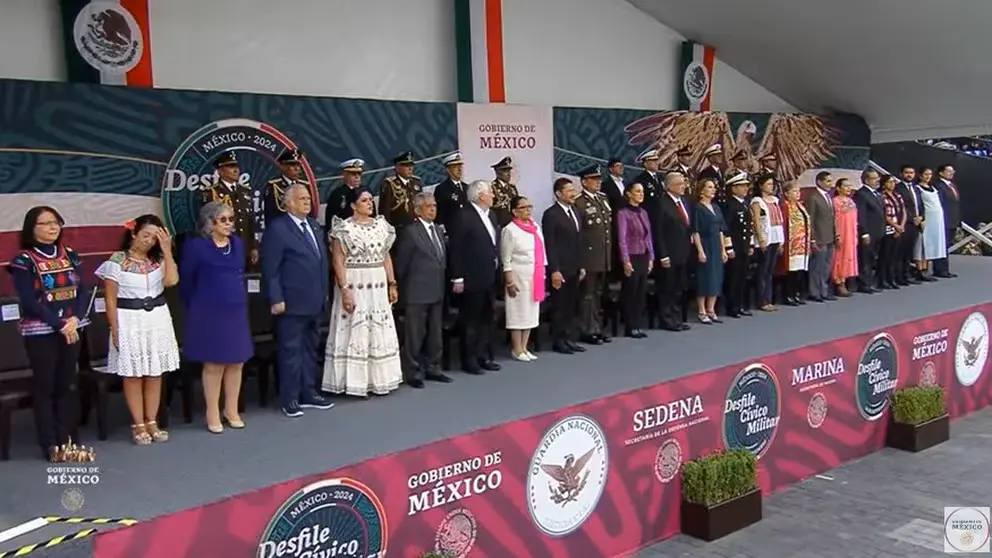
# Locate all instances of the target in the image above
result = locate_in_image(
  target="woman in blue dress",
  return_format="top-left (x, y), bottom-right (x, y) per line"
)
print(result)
top-left (179, 201), bottom-right (253, 433)
top-left (691, 178), bottom-right (730, 324)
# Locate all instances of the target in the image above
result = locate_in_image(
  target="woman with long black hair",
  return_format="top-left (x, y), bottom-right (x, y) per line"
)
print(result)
top-left (95, 214), bottom-right (180, 445)
top-left (7, 206), bottom-right (92, 461)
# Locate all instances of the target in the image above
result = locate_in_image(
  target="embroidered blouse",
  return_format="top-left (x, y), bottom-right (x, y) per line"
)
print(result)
top-left (8, 244), bottom-right (91, 336)
top-left (883, 191), bottom-right (906, 235)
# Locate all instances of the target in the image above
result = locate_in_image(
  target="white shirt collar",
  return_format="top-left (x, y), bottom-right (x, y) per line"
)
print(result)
top-left (419, 218), bottom-right (435, 231)
top-left (733, 195), bottom-right (745, 202)
top-left (668, 192), bottom-right (682, 203)
top-left (221, 180), bottom-right (236, 190)
top-left (289, 213), bottom-right (307, 227)
top-left (471, 202), bottom-right (489, 216)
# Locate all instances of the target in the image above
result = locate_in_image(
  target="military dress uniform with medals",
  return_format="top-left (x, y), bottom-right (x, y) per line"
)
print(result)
top-left (263, 149), bottom-right (306, 227)
top-left (698, 143), bottom-right (727, 206)
top-left (378, 151), bottom-right (422, 230)
top-left (573, 165), bottom-right (612, 343)
top-left (490, 157), bottom-right (519, 228)
top-left (327, 158), bottom-right (375, 221)
top-left (721, 172), bottom-right (754, 317)
top-left (201, 151), bottom-right (257, 266)
top-left (434, 152), bottom-right (468, 229)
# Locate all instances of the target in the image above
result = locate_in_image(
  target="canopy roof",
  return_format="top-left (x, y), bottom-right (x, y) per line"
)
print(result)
top-left (628, 0), bottom-right (992, 142)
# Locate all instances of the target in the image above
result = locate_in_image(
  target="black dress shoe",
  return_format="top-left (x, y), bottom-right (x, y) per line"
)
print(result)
top-left (598, 334), bottom-right (612, 343)
top-left (408, 378), bottom-right (425, 389)
top-left (739, 309), bottom-right (753, 316)
top-left (809, 296), bottom-right (824, 303)
top-left (823, 295), bottom-right (838, 301)
top-left (907, 277), bottom-right (921, 284)
top-left (580, 335), bottom-right (603, 345)
top-left (921, 275), bottom-right (937, 282)
top-left (479, 360), bottom-right (501, 371)
top-left (635, 330), bottom-right (648, 338)
top-left (947, 272), bottom-right (958, 278)
top-left (463, 367), bottom-right (485, 375)
top-left (679, 323), bottom-right (691, 331)
top-left (566, 341), bottom-right (586, 352)
top-left (857, 287), bottom-right (873, 294)
top-left (552, 342), bottom-right (574, 354)
top-left (785, 298), bottom-right (799, 307)
top-left (426, 373), bottom-right (453, 383)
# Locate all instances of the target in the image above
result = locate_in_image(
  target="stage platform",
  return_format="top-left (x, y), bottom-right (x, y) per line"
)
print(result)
top-left (3, 255), bottom-right (992, 558)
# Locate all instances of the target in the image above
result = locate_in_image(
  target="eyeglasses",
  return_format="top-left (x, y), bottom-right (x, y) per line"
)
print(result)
top-left (35, 220), bottom-right (61, 227)
top-left (215, 216), bottom-right (234, 224)
top-left (516, 205), bottom-right (533, 210)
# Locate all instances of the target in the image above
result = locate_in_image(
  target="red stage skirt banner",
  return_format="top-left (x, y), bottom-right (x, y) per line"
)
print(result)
top-left (93, 304), bottom-right (992, 558)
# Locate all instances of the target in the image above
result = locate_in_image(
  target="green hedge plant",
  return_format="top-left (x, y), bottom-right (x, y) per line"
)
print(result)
top-left (681, 449), bottom-right (757, 506)
top-left (889, 386), bottom-right (946, 426)
top-left (420, 552), bottom-right (452, 558)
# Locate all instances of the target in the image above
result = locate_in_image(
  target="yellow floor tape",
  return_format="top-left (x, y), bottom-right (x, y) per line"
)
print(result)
top-left (0, 517), bottom-right (139, 557)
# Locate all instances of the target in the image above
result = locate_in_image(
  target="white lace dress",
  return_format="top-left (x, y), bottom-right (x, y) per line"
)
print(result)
top-left (94, 253), bottom-right (181, 378)
top-left (321, 216), bottom-right (403, 396)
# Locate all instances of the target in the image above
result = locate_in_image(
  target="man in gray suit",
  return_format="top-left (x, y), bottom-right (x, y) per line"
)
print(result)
top-left (394, 193), bottom-right (453, 388)
top-left (805, 171), bottom-right (838, 302)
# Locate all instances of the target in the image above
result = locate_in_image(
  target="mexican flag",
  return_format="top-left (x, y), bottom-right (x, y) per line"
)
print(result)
top-left (678, 41), bottom-right (714, 111)
top-left (60, 0), bottom-right (154, 87)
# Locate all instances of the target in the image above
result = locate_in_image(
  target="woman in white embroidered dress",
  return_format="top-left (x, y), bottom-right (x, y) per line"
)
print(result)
top-left (95, 214), bottom-right (180, 445)
top-left (321, 187), bottom-right (403, 397)
top-left (500, 195), bottom-right (546, 361)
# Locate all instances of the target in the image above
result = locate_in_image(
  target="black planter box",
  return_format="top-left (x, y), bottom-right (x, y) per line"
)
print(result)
top-left (886, 413), bottom-right (950, 452)
top-left (681, 488), bottom-right (762, 541)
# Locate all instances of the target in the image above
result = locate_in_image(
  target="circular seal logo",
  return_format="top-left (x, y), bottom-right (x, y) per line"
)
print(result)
top-left (722, 363), bottom-right (781, 458)
top-left (955, 312), bottom-right (989, 387)
top-left (73, 2), bottom-right (143, 74)
top-left (257, 478), bottom-right (387, 558)
top-left (434, 508), bottom-right (477, 558)
top-left (161, 118), bottom-right (318, 235)
top-left (807, 392), bottom-right (828, 429)
top-left (527, 414), bottom-right (609, 537)
top-left (855, 333), bottom-right (899, 421)
top-left (61, 487), bottom-right (84, 512)
top-left (945, 507), bottom-right (990, 553)
top-left (683, 62), bottom-right (711, 104)
top-left (920, 361), bottom-right (938, 387)
top-left (653, 438), bottom-right (682, 483)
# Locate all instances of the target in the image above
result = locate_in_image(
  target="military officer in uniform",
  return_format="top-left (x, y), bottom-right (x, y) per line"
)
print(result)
top-left (202, 150), bottom-right (258, 267)
top-left (758, 153), bottom-right (781, 197)
top-left (727, 149), bottom-right (751, 178)
top-left (674, 146), bottom-right (697, 192)
top-left (379, 151), bottom-right (422, 230)
top-left (632, 149), bottom-right (663, 204)
top-left (573, 165), bottom-right (612, 345)
top-left (490, 156), bottom-right (519, 227)
top-left (264, 149), bottom-right (307, 227)
top-left (327, 158), bottom-right (371, 221)
top-left (721, 172), bottom-right (754, 318)
top-left (433, 152), bottom-right (468, 229)
top-left (698, 143), bottom-right (728, 206)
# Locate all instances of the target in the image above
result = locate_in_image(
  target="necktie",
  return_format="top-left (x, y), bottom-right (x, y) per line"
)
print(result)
top-left (566, 207), bottom-right (578, 230)
top-left (301, 221), bottom-right (319, 254)
top-left (948, 182), bottom-right (959, 200)
top-left (676, 199), bottom-right (689, 226)
top-left (428, 223), bottom-right (443, 257)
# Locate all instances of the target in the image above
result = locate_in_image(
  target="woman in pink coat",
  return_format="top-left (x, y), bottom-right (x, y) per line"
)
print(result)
top-left (831, 178), bottom-right (859, 296)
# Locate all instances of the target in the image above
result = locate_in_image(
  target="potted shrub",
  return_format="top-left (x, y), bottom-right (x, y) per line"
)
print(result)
top-left (680, 449), bottom-right (762, 541)
top-left (419, 552), bottom-right (452, 558)
top-left (886, 385), bottom-right (949, 452)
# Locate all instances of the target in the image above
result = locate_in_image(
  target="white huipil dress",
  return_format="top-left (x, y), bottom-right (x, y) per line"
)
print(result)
top-left (914, 185), bottom-right (947, 261)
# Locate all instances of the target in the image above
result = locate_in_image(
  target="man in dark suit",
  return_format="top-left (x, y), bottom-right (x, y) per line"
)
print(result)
top-left (722, 172), bottom-right (753, 317)
top-left (854, 169), bottom-right (886, 293)
top-left (805, 171), bottom-right (838, 302)
top-left (933, 164), bottom-right (961, 278)
top-left (698, 143), bottom-right (727, 205)
top-left (433, 152), bottom-right (467, 229)
top-left (260, 184), bottom-right (335, 417)
top-left (542, 177), bottom-right (586, 354)
top-left (574, 165), bottom-right (612, 344)
top-left (601, 159), bottom-right (626, 210)
top-left (653, 172), bottom-right (693, 331)
top-left (448, 180), bottom-right (501, 375)
top-left (895, 165), bottom-right (925, 284)
top-left (394, 193), bottom-right (453, 388)
top-left (673, 146), bottom-right (697, 186)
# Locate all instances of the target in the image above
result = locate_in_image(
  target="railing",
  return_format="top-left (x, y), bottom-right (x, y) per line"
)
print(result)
top-left (869, 159), bottom-right (988, 255)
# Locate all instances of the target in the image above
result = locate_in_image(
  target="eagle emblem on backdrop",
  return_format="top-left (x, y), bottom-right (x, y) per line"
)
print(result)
top-left (624, 111), bottom-right (840, 182)
top-left (541, 448), bottom-right (594, 506)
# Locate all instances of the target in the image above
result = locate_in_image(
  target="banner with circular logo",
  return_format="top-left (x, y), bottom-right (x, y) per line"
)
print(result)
top-left (526, 414), bottom-right (609, 537)
top-left (955, 312), bottom-right (989, 387)
top-left (161, 118), bottom-right (317, 235)
top-left (722, 363), bottom-right (781, 458)
top-left (855, 333), bottom-right (899, 420)
top-left (257, 477), bottom-right (387, 558)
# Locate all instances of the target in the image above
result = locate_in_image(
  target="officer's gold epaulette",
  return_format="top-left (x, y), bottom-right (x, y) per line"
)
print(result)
top-left (411, 175), bottom-right (422, 182)
top-left (266, 177), bottom-right (282, 185)
top-left (384, 176), bottom-right (398, 185)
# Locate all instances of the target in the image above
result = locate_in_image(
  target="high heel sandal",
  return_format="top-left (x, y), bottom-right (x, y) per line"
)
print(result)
top-left (698, 314), bottom-right (712, 324)
top-left (223, 414), bottom-right (245, 429)
top-left (131, 423), bottom-right (152, 446)
top-left (145, 420), bottom-right (169, 443)
top-left (708, 313), bottom-right (722, 323)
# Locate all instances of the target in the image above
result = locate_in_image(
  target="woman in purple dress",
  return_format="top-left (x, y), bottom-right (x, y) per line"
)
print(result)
top-left (179, 201), bottom-right (253, 433)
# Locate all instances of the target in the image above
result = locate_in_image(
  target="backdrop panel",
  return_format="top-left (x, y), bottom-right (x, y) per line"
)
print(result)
top-left (92, 303), bottom-right (992, 558)
top-left (0, 79), bottom-right (458, 293)
top-left (553, 107), bottom-right (871, 190)
top-left (456, 103), bottom-right (555, 212)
